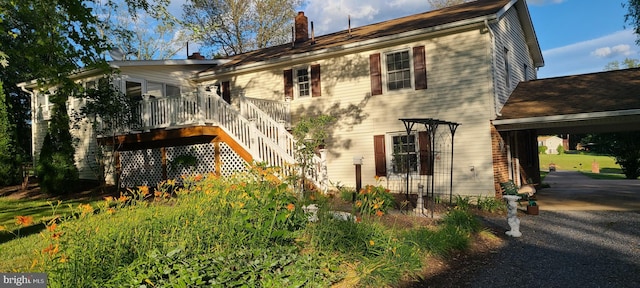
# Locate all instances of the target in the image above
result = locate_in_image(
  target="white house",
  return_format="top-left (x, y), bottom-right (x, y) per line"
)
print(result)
top-left (22, 0), bottom-right (544, 199)
top-left (538, 135), bottom-right (564, 154)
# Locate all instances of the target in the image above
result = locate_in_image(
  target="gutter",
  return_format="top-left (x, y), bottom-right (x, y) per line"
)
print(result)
top-left (493, 109), bottom-right (640, 126)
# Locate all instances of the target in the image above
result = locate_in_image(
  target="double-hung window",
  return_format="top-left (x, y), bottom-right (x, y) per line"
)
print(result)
top-left (284, 64), bottom-right (321, 99)
top-left (386, 51), bottom-right (412, 91)
top-left (374, 131), bottom-right (431, 177)
top-left (295, 67), bottom-right (311, 97)
top-left (370, 46), bottom-right (426, 95)
top-left (391, 134), bottom-right (418, 173)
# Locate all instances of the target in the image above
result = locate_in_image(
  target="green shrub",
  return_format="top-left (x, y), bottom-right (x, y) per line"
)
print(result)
top-left (477, 196), bottom-right (505, 213)
top-left (442, 209), bottom-right (480, 234)
top-left (454, 195), bottom-right (471, 210)
top-left (402, 209), bottom-right (478, 257)
top-left (557, 144), bottom-right (565, 154)
top-left (538, 145), bottom-right (547, 154)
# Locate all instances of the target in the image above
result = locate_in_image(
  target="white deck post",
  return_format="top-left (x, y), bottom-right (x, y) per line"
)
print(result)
top-left (197, 88), bottom-right (206, 125)
top-left (142, 94), bottom-right (150, 132)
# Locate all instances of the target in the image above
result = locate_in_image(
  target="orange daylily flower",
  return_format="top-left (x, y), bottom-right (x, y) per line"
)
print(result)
top-left (107, 208), bottom-right (116, 214)
top-left (51, 232), bottom-right (63, 240)
top-left (375, 210), bottom-right (384, 217)
top-left (79, 204), bottom-right (93, 214)
top-left (369, 240), bottom-right (375, 246)
top-left (286, 203), bottom-right (295, 211)
top-left (15, 216), bottom-right (34, 226)
top-left (194, 174), bottom-right (203, 181)
top-left (137, 186), bottom-right (149, 196)
top-left (103, 196), bottom-right (114, 202)
top-left (42, 244), bottom-right (59, 256)
top-left (46, 223), bottom-right (58, 232)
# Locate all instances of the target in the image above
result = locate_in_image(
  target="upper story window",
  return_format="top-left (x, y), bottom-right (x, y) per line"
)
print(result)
top-left (370, 46), bottom-right (427, 96)
top-left (386, 51), bottom-right (412, 91)
top-left (283, 64), bottom-right (321, 99)
top-left (295, 67), bottom-right (311, 97)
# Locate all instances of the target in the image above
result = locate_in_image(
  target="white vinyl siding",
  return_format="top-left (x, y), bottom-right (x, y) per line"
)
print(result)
top-left (492, 7), bottom-right (537, 108)
top-left (207, 27), bottom-right (497, 196)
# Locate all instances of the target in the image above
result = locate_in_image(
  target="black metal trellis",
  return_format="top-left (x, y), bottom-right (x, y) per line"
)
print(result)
top-left (399, 118), bottom-right (460, 217)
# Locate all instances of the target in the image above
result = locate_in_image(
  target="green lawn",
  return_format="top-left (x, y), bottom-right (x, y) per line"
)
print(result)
top-left (539, 153), bottom-right (621, 173)
top-left (0, 198), bottom-right (102, 272)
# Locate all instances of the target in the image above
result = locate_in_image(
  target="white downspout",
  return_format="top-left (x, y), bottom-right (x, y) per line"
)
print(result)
top-left (484, 19), bottom-right (502, 117)
top-left (19, 84), bottom-right (37, 167)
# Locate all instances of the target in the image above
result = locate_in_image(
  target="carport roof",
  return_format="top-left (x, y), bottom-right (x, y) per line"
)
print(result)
top-left (493, 67), bottom-right (640, 134)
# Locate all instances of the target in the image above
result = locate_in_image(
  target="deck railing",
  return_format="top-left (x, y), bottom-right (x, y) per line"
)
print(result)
top-left (112, 92), bottom-right (326, 192)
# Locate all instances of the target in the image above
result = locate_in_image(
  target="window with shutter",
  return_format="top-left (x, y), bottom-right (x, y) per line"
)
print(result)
top-left (285, 65), bottom-right (322, 98)
top-left (377, 132), bottom-right (431, 176)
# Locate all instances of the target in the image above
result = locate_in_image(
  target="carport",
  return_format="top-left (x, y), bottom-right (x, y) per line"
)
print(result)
top-left (491, 67), bottom-right (640, 193)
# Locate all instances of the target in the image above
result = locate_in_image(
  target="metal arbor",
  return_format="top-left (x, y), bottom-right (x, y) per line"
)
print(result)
top-left (399, 118), bottom-right (459, 217)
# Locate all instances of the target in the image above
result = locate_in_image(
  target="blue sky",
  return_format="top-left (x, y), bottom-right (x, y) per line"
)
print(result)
top-left (528, 0), bottom-right (637, 78)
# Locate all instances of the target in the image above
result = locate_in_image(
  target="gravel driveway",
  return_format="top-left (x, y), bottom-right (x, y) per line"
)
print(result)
top-left (467, 171), bottom-right (640, 287)
top-left (473, 210), bottom-right (640, 287)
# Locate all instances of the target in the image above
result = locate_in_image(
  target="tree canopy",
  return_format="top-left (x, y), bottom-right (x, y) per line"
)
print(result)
top-left (182, 0), bottom-right (301, 57)
top-left (625, 0), bottom-right (640, 45)
top-left (428, 0), bottom-right (473, 10)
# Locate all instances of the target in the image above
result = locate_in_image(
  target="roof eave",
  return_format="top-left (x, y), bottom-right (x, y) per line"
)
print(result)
top-left (493, 109), bottom-right (640, 128)
top-left (109, 59), bottom-right (230, 68)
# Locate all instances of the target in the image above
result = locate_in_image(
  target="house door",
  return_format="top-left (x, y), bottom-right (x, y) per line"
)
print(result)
top-left (123, 78), bottom-right (145, 128)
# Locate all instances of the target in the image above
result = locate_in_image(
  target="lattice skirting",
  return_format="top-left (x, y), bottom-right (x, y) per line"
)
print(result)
top-left (119, 142), bottom-right (248, 188)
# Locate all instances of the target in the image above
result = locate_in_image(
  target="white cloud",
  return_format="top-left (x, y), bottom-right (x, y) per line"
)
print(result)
top-left (538, 30), bottom-right (639, 78)
top-left (591, 44), bottom-right (632, 58)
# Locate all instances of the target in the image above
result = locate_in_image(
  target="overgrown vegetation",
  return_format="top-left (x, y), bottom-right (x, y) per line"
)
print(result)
top-left (36, 97), bottom-right (79, 195)
top-left (2, 164), bottom-right (488, 287)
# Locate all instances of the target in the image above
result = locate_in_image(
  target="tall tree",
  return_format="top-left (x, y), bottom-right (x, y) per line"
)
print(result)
top-left (0, 81), bottom-right (22, 186)
top-left (0, 0), bottom-right (109, 187)
top-left (604, 57), bottom-right (640, 71)
top-left (583, 133), bottom-right (640, 179)
top-left (625, 0), bottom-right (640, 45)
top-left (428, 0), bottom-right (474, 10)
top-left (182, 0), bottom-right (301, 57)
top-left (93, 0), bottom-right (188, 60)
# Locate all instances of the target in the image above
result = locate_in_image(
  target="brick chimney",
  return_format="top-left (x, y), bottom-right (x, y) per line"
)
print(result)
top-left (295, 11), bottom-right (309, 43)
top-left (188, 52), bottom-right (205, 60)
